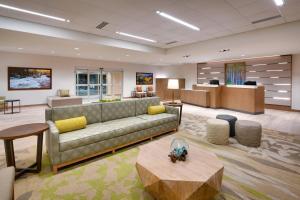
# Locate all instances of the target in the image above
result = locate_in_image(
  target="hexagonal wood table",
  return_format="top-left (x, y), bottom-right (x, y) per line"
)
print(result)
top-left (136, 137), bottom-right (224, 200)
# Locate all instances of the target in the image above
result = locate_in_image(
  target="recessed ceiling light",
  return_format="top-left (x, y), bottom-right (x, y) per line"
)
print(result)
top-left (156, 11), bottom-right (200, 31)
top-left (241, 54), bottom-right (245, 57)
top-left (0, 3), bottom-right (70, 22)
top-left (125, 54), bottom-right (130, 57)
top-left (273, 0), bottom-right (284, 6)
top-left (74, 47), bottom-right (79, 50)
top-left (116, 32), bottom-right (156, 43)
top-left (17, 47), bottom-right (23, 50)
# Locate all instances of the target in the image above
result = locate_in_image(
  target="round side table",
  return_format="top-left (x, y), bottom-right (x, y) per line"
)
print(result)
top-left (0, 123), bottom-right (49, 179)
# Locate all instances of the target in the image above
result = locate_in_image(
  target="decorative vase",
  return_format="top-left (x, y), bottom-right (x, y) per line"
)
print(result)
top-left (169, 138), bottom-right (189, 163)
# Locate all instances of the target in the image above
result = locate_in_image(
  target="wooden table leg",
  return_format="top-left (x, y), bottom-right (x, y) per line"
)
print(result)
top-left (36, 133), bottom-right (43, 172)
top-left (4, 140), bottom-right (15, 167)
top-left (179, 105), bottom-right (183, 125)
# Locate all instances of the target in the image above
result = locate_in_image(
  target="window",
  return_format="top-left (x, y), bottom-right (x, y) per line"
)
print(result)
top-left (75, 69), bottom-right (123, 100)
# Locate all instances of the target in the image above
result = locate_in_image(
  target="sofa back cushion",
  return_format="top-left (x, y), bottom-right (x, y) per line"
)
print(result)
top-left (135, 97), bottom-right (160, 116)
top-left (51, 103), bottom-right (102, 124)
top-left (101, 100), bottom-right (136, 122)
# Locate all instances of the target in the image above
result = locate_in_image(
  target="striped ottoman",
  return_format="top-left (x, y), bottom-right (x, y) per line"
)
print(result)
top-left (235, 120), bottom-right (262, 147)
top-left (206, 119), bottom-right (229, 145)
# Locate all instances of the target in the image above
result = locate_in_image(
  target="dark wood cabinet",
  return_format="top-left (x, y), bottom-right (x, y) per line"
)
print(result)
top-left (156, 78), bottom-right (185, 101)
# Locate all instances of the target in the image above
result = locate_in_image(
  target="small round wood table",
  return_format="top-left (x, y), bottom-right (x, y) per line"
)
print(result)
top-left (0, 123), bottom-right (49, 179)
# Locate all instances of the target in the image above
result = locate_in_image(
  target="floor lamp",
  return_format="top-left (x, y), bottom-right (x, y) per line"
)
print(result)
top-left (168, 79), bottom-right (179, 103)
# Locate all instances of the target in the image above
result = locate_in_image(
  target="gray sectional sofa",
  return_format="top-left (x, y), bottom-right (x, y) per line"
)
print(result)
top-left (45, 97), bottom-right (179, 173)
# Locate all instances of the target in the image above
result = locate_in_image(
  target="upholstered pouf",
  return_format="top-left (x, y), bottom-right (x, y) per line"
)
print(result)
top-left (206, 119), bottom-right (229, 145)
top-left (216, 114), bottom-right (237, 137)
top-left (235, 120), bottom-right (262, 147)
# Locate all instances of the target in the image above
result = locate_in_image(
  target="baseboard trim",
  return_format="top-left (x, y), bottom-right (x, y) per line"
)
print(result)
top-left (265, 104), bottom-right (300, 112)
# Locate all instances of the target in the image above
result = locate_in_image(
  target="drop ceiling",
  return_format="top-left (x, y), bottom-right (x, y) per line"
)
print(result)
top-left (0, 0), bottom-right (300, 65)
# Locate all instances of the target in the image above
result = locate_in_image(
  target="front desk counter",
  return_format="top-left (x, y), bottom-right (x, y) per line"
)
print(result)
top-left (192, 84), bottom-right (265, 114)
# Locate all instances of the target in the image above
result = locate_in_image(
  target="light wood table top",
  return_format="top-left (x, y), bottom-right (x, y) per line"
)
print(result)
top-left (136, 137), bottom-right (224, 200)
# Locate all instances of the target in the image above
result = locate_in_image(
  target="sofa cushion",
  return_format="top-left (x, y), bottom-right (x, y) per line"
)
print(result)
top-left (59, 116), bottom-right (145, 151)
top-left (59, 113), bottom-right (177, 152)
top-left (135, 97), bottom-right (160, 115)
top-left (101, 100), bottom-right (136, 122)
top-left (52, 103), bottom-right (101, 124)
top-left (137, 113), bottom-right (177, 126)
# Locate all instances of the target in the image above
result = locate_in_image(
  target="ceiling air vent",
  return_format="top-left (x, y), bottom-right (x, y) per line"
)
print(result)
top-left (96, 21), bottom-right (109, 30)
top-left (165, 41), bottom-right (177, 45)
top-left (251, 15), bottom-right (281, 24)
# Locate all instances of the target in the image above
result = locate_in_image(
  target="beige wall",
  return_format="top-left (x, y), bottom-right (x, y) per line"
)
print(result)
top-left (0, 51), bottom-right (179, 105)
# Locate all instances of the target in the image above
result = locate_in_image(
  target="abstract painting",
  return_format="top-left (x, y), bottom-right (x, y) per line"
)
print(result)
top-left (225, 62), bottom-right (246, 85)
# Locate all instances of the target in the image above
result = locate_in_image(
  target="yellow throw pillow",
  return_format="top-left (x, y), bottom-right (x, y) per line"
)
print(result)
top-left (148, 105), bottom-right (166, 115)
top-left (55, 116), bottom-right (87, 134)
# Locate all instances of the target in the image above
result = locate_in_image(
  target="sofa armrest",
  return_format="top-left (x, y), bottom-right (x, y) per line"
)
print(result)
top-left (46, 121), bottom-right (60, 165)
top-left (165, 106), bottom-right (179, 122)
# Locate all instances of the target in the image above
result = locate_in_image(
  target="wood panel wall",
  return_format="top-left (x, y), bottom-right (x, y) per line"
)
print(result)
top-left (197, 55), bottom-right (292, 106)
top-left (156, 78), bottom-right (185, 101)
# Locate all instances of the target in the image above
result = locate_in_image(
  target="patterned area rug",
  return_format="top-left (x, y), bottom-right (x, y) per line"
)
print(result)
top-left (0, 113), bottom-right (300, 200)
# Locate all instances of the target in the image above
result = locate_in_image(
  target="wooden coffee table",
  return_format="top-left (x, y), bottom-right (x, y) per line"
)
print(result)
top-left (136, 137), bottom-right (224, 200)
top-left (0, 123), bottom-right (49, 178)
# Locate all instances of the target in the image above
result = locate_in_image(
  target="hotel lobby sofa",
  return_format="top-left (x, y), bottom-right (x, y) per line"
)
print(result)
top-left (45, 97), bottom-right (179, 173)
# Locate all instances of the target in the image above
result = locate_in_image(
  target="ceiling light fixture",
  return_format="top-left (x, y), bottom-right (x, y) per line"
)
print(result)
top-left (74, 47), bottom-right (79, 50)
top-left (156, 11), bottom-right (200, 31)
top-left (273, 0), bottom-right (284, 6)
top-left (0, 3), bottom-right (70, 22)
top-left (17, 47), bottom-right (23, 50)
top-left (116, 32), bottom-right (156, 43)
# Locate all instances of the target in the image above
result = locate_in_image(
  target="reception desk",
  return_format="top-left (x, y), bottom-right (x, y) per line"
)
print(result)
top-left (180, 89), bottom-right (210, 107)
top-left (192, 84), bottom-right (221, 108)
top-left (192, 84), bottom-right (265, 114)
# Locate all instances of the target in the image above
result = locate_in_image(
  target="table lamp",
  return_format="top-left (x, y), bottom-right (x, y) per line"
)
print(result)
top-left (168, 79), bottom-right (179, 103)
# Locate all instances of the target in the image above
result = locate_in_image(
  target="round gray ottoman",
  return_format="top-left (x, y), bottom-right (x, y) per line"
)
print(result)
top-left (235, 120), bottom-right (262, 147)
top-left (206, 119), bottom-right (229, 145)
top-left (216, 114), bottom-right (237, 137)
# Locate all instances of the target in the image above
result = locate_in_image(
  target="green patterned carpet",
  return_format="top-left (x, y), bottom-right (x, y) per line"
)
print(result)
top-left (1, 114), bottom-right (300, 200)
